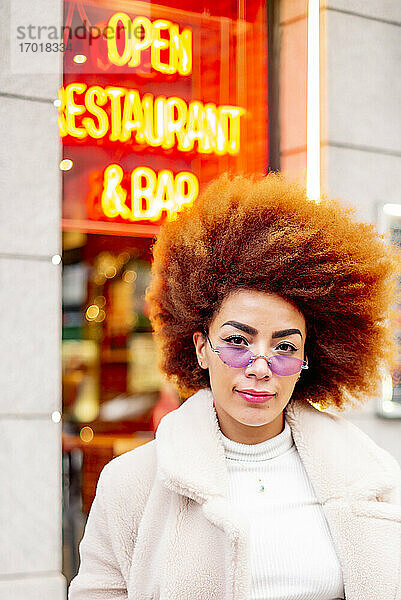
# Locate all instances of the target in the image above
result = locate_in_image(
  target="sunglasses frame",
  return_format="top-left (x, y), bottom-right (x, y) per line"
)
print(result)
top-left (204, 331), bottom-right (308, 375)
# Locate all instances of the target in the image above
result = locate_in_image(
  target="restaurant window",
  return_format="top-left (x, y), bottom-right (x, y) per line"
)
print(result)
top-left (60, 0), bottom-right (270, 583)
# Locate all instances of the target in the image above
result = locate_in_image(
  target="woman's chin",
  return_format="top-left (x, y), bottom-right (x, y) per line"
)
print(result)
top-left (233, 409), bottom-right (274, 428)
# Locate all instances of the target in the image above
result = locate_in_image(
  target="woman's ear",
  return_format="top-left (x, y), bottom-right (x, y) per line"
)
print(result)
top-left (193, 331), bottom-right (208, 369)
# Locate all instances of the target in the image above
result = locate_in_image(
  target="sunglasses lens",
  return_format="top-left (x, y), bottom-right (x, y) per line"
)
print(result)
top-left (216, 346), bottom-right (252, 368)
top-left (215, 346), bottom-right (304, 374)
top-left (270, 355), bottom-right (303, 376)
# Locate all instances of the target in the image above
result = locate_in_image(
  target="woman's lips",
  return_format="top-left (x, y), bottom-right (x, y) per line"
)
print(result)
top-left (235, 390), bottom-right (276, 403)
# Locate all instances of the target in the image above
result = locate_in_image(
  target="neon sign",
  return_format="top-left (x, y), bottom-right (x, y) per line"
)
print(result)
top-left (58, 83), bottom-right (245, 155)
top-left (106, 13), bottom-right (192, 75)
top-left (61, 9), bottom-right (251, 227)
top-left (91, 165), bottom-right (199, 222)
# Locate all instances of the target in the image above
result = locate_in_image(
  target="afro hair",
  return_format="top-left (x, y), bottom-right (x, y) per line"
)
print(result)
top-left (145, 172), bottom-right (401, 411)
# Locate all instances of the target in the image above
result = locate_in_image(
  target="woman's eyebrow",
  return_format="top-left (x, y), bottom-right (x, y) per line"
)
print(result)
top-left (221, 321), bottom-right (257, 335)
top-left (272, 328), bottom-right (303, 340)
top-left (221, 321), bottom-right (303, 339)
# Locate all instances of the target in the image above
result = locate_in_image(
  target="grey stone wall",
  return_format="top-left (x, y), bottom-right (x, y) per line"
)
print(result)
top-left (0, 0), bottom-right (66, 596)
top-left (322, 1), bottom-right (401, 223)
top-left (322, 0), bottom-right (401, 464)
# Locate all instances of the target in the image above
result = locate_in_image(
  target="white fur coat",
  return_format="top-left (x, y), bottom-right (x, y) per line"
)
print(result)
top-left (68, 388), bottom-right (401, 600)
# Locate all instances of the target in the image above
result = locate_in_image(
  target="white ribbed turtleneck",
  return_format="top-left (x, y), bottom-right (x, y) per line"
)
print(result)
top-left (217, 413), bottom-right (345, 600)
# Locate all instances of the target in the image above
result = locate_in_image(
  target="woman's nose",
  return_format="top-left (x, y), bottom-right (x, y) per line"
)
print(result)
top-left (244, 355), bottom-right (273, 378)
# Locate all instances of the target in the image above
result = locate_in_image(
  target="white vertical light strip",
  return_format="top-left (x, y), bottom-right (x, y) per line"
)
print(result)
top-left (306, 0), bottom-right (320, 201)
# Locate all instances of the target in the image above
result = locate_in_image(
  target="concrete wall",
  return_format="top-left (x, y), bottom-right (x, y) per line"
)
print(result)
top-left (0, 0), bottom-right (66, 597)
top-left (322, 1), bottom-right (401, 223)
top-left (322, 0), bottom-right (401, 465)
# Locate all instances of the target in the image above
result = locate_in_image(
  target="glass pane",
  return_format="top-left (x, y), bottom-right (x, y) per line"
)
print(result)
top-left (60, 0), bottom-right (269, 584)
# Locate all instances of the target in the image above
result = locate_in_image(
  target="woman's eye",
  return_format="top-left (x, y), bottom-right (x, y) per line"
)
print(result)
top-left (224, 335), bottom-right (248, 346)
top-left (276, 342), bottom-right (297, 352)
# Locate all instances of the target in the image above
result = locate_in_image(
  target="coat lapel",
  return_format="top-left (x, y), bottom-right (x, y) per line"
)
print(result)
top-left (284, 398), bottom-right (401, 600)
top-left (156, 388), bottom-right (250, 600)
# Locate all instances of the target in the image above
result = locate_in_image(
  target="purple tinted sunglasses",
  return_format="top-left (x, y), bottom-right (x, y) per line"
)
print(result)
top-left (204, 332), bottom-right (308, 376)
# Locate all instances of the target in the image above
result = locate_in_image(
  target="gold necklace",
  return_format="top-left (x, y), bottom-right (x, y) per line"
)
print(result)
top-left (229, 459), bottom-right (267, 492)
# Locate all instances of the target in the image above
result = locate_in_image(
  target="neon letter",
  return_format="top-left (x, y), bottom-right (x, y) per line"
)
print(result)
top-left (218, 106), bottom-right (245, 154)
top-left (131, 167), bottom-right (157, 220)
top-left (142, 94), bottom-right (165, 146)
top-left (106, 86), bottom-right (125, 141)
top-left (184, 101), bottom-right (205, 151)
top-left (107, 13), bottom-right (132, 66)
top-left (175, 171), bottom-right (199, 213)
top-left (57, 86), bottom-right (67, 137)
top-left (101, 165), bottom-right (130, 219)
top-left (120, 90), bottom-right (144, 142)
top-left (170, 25), bottom-right (192, 75)
top-left (151, 20), bottom-right (174, 74)
top-left (163, 96), bottom-right (188, 149)
top-left (130, 16), bottom-right (152, 67)
top-left (83, 86), bottom-right (108, 139)
top-left (153, 170), bottom-right (175, 221)
top-left (65, 82), bottom-right (87, 139)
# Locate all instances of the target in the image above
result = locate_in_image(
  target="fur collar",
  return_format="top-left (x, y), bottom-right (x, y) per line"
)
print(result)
top-left (155, 387), bottom-right (400, 506)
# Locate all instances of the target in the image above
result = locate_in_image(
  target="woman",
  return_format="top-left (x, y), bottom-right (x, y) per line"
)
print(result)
top-left (68, 173), bottom-right (401, 600)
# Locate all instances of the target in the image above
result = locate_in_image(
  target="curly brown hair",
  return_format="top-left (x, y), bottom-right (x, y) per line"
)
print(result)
top-left (145, 172), bottom-right (401, 411)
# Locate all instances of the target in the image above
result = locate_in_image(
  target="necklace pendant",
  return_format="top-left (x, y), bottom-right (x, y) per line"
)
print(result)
top-left (258, 478), bottom-right (265, 492)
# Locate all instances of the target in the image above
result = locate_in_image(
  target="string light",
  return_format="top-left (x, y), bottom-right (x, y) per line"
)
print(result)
top-left (51, 411), bottom-right (61, 423)
top-left (73, 54), bottom-right (87, 64)
top-left (59, 159), bottom-right (73, 171)
top-left (80, 426), bottom-right (94, 442)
